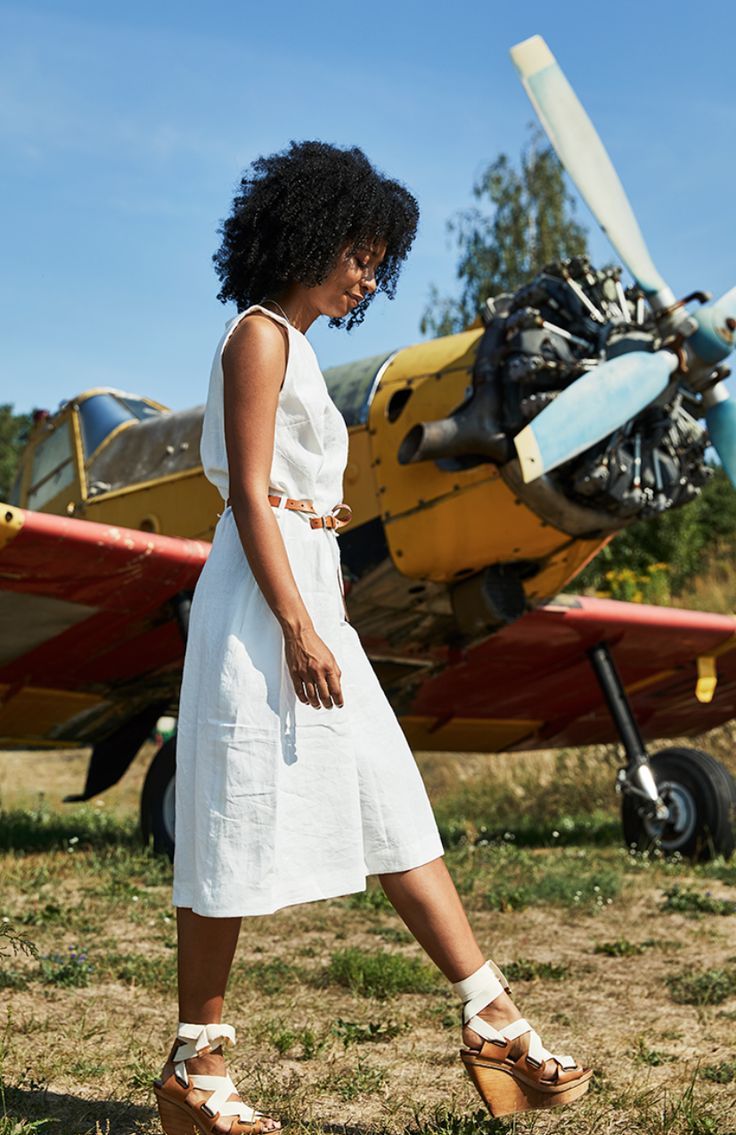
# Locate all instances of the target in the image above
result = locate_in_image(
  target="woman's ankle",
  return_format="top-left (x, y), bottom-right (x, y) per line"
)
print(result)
top-left (477, 991), bottom-right (520, 1023)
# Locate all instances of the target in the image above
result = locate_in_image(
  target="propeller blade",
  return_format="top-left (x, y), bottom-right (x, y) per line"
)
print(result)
top-left (704, 384), bottom-right (736, 487)
top-left (690, 286), bottom-right (736, 366)
top-left (514, 350), bottom-right (679, 483)
top-left (510, 35), bottom-right (672, 304)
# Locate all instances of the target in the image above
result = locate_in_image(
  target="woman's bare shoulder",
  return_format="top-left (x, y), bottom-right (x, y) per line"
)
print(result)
top-left (224, 310), bottom-right (288, 359)
top-left (222, 310), bottom-right (289, 392)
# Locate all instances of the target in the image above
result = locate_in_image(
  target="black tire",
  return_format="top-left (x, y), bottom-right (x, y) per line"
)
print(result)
top-left (622, 747), bottom-right (736, 862)
top-left (140, 735), bottom-right (176, 861)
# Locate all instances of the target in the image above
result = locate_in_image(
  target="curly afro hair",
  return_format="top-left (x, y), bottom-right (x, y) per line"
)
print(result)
top-left (212, 140), bottom-right (419, 330)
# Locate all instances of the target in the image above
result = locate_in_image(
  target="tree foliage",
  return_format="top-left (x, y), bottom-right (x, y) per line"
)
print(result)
top-left (0, 404), bottom-right (33, 501)
top-left (420, 125), bottom-right (589, 337)
top-left (572, 467), bottom-right (736, 599)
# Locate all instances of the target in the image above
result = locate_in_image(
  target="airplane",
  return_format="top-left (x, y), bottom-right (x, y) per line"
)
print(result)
top-left (2, 35), bottom-right (735, 865)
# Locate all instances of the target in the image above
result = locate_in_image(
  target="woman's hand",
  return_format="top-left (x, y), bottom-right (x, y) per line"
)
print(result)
top-left (284, 625), bottom-right (344, 709)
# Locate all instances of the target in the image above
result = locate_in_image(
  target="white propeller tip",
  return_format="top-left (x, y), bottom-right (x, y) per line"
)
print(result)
top-left (510, 34), bottom-right (554, 78)
top-left (514, 424), bottom-right (544, 483)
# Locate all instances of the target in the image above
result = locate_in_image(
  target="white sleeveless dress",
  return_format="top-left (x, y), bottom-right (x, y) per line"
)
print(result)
top-left (172, 304), bottom-right (443, 917)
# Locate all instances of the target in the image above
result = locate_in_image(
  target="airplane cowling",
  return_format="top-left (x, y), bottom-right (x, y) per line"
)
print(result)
top-left (400, 258), bottom-right (712, 539)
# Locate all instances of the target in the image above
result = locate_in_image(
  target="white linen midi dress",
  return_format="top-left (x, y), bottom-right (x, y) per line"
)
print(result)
top-left (172, 304), bottom-right (444, 918)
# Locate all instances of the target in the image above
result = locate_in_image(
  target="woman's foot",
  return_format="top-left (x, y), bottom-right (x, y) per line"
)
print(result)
top-left (461, 988), bottom-right (568, 1083)
top-left (157, 1038), bottom-right (281, 1134)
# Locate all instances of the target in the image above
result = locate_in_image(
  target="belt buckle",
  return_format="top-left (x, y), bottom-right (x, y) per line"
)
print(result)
top-left (310, 502), bottom-right (351, 531)
top-left (328, 502), bottom-right (352, 531)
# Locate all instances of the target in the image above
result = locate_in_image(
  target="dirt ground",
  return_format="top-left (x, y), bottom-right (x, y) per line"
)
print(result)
top-left (0, 741), bottom-right (735, 1135)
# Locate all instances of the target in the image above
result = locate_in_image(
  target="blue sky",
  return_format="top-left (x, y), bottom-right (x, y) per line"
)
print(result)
top-left (2, 1), bottom-right (735, 416)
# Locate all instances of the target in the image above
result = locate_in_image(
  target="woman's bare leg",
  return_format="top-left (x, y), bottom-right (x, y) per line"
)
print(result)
top-left (379, 855), bottom-right (590, 1101)
top-left (158, 908), bottom-right (280, 1133)
top-left (176, 907), bottom-right (242, 1021)
top-left (378, 857), bottom-right (523, 1047)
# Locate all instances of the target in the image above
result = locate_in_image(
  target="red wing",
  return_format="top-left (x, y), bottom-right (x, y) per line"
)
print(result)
top-left (404, 595), bottom-right (736, 751)
top-left (5, 503), bottom-right (735, 754)
top-left (0, 504), bottom-right (209, 745)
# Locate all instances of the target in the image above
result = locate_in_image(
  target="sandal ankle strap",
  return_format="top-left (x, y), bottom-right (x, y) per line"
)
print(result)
top-left (173, 1021), bottom-right (237, 1086)
top-left (452, 960), bottom-right (509, 1025)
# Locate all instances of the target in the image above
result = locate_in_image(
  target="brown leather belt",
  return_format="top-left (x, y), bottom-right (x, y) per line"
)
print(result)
top-left (225, 493), bottom-right (353, 531)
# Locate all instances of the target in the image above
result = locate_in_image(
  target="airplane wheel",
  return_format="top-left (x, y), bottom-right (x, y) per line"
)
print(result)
top-left (140, 736), bottom-right (176, 862)
top-left (622, 747), bottom-right (736, 862)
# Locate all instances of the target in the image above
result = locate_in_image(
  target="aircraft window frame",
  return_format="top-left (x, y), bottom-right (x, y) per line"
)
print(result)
top-left (27, 418), bottom-right (75, 510)
top-left (79, 393), bottom-right (163, 459)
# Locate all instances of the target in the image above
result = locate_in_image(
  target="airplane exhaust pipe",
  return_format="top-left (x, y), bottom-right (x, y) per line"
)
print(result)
top-left (397, 383), bottom-right (512, 466)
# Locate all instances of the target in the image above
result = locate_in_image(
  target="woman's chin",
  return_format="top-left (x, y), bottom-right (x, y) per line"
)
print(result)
top-left (326, 302), bottom-right (350, 320)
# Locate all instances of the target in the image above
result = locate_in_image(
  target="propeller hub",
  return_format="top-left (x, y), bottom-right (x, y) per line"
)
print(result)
top-left (488, 260), bottom-right (711, 529)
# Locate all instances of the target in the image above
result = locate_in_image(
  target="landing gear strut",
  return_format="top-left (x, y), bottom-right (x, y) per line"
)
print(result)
top-left (588, 642), bottom-right (735, 861)
top-left (140, 590), bottom-right (190, 861)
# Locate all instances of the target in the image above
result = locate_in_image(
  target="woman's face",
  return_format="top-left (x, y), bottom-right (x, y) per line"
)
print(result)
top-left (313, 239), bottom-right (387, 319)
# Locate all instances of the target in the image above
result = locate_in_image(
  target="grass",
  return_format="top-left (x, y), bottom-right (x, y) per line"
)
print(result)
top-left (429, 744), bottom-right (625, 850)
top-left (0, 800), bottom-right (140, 853)
top-left (633, 1037), bottom-right (676, 1067)
top-left (37, 945), bottom-right (95, 988)
top-left (404, 1106), bottom-right (509, 1135)
top-left (611, 1071), bottom-right (732, 1135)
top-left (0, 1121), bottom-right (57, 1134)
top-left (269, 1026), bottom-right (326, 1060)
top-left (368, 925), bottom-right (413, 943)
top-left (593, 938), bottom-right (653, 956)
top-left (447, 841), bottom-right (622, 912)
top-left (500, 958), bottom-right (568, 981)
top-left (331, 1017), bottom-right (408, 1046)
top-left (1, 735), bottom-right (735, 1133)
top-left (667, 965), bottom-right (736, 1005)
top-left (323, 948), bottom-right (440, 999)
top-left (661, 885), bottom-right (736, 916)
top-left (0, 922), bottom-right (38, 963)
top-left (700, 1060), bottom-right (736, 1084)
top-left (94, 951), bottom-right (177, 990)
top-left (237, 958), bottom-right (307, 995)
top-left (327, 1057), bottom-right (387, 1101)
top-left (348, 884), bottom-right (394, 911)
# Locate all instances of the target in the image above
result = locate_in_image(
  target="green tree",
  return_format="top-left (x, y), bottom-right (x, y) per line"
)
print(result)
top-left (420, 125), bottom-right (589, 337)
top-left (0, 404), bottom-right (33, 501)
top-left (572, 466), bottom-right (736, 598)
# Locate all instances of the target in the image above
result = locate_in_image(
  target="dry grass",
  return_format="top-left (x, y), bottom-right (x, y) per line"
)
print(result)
top-left (1, 733), bottom-right (735, 1134)
top-left (674, 552), bottom-right (736, 614)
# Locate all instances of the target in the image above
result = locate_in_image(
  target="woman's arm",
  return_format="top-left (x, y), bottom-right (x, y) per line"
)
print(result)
top-left (222, 315), bottom-right (344, 709)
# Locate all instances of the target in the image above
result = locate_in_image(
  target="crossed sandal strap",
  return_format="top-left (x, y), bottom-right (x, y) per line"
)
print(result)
top-left (481, 1017), bottom-right (578, 1072)
top-left (188, 1072), bottom-right (268, 1123)
top-left (173, 1021), bottom-right (237, 1086)
top-left (452, 959), bottom-right (510, 1025)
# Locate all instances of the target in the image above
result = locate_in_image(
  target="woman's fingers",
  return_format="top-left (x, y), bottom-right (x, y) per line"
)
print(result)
top-left (303, 680), bottom-right (319, 707)
top-left (285, 629), bottom-right (344, 709)
top-left (298, 666), bottom-right (343, 709)
top-left (315, 668), bottom-right (344, 709)
top-left (328, 671), bottom-right (344, 709)
top-left (307, 666), bottom-right (342, 709)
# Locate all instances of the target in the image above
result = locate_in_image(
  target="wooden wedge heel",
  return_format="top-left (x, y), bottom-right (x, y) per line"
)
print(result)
top-left (155, 1091), bottom-right (202, 1135)
top-left (153, 1022), bottom-right (283, 1135)
top-left (461, 1048), bottom-right (592, 1117)
top-left (453, 960), bottom-right (592, 1119)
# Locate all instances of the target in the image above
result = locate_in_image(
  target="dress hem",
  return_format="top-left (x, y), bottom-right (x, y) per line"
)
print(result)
top-left (172, 839), bottom-right (444, 919)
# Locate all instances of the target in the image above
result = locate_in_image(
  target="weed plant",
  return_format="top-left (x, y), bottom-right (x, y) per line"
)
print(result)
top-left (324, 948), bottom-right (440, 999)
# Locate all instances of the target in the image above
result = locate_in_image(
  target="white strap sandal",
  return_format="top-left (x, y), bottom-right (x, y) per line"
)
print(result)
top-left (153, 1021), bottom-right (282, 1134)
top-left (454, 961), bottom-right (592, 1118)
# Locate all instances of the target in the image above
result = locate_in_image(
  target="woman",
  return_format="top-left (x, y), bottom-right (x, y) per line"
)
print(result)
top-left (153, 141), bottom-right (591, 1135)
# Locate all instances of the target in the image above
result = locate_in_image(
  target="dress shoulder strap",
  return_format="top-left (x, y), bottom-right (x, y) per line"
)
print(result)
top-left (239, 303), bottom-right (293, 333)
top-left (220, 303), bottom-right (293, 359)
